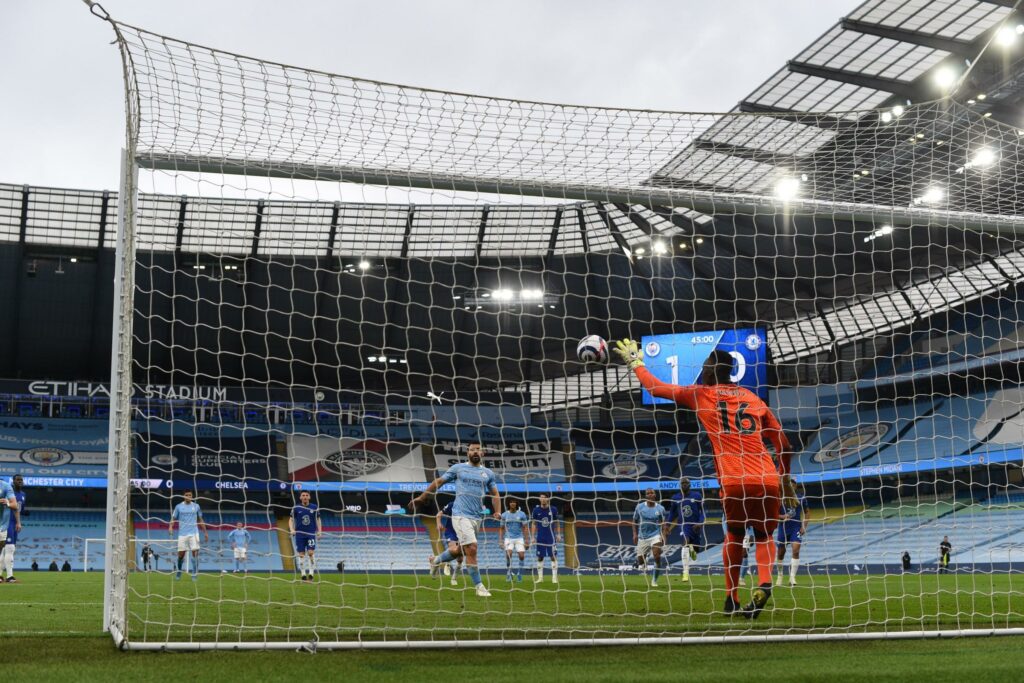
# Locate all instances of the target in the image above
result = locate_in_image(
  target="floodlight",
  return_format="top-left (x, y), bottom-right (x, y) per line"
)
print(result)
top-left (774, 177), bottom-right (800, 201)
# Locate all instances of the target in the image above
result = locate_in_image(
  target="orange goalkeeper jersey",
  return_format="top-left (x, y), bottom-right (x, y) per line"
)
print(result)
top-left (635, 366), bottom-right (790, 483)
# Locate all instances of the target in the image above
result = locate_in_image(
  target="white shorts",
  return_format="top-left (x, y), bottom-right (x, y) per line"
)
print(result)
top-left (636, 534), bottom-right (663, 557)
top-left (452, 516), bottom-right (480, 546)
top-left (233, 547), bottom-right (247, 560)
top-left (504, 538), bottom-right (525, 553)
top-left (177, 533), bottom-right (200, 552)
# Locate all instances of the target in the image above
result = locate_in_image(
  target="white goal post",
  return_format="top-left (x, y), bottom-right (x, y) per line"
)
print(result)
top-left (90, 0), bottom-right (1024, 651)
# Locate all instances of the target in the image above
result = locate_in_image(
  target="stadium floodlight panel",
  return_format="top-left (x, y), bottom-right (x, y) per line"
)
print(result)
top-left (652, 241), bottom-right (667, 255)
top-left (921, 185), bottom-right (942, 204)
top-left (774, 177), bottom-right (800, 201)
top-left (933, 66), bottom-right (957, 90)
top-left (971, 148), bottom-right (997, 168)
top-left (493, 288), bottom-right (514, 301)
top-left (520, 288), bottom-right (544, 300)
top-left (358, 260), bottom-right (371, 270)
top-left (996, 26), bottom-right (1018, 47)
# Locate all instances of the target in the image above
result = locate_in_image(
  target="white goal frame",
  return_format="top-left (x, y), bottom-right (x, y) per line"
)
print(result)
top-left (90, 1), bottom-right (1024, 650)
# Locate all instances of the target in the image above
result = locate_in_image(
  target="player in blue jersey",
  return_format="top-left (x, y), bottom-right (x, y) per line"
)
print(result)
top-left (1, 475), bottom-right (24, 583)
top-left (531, 493), bottom-right (561, 584)
top-left (434, 500), bottom-right (464, 585)
top-left (776, 487), bottom-right (807, 586)
top-left (633, 488), bottom-right (670, 587)
top-left (169, 490), bottom-right (209, 580)
top-left (667, 477), bottom-right (705, 582)
top-left (500, 499), bottom-right (530, 583)
top-left (289, 490), bottom-right (322, 582)
top-left (412, 443), bottom-right (501, 598)
top-left (227, 521), bottom-right (252, 573)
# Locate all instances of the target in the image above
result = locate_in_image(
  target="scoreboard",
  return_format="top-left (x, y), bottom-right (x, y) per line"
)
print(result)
top-left (640, 328), bottom-right (768, 405)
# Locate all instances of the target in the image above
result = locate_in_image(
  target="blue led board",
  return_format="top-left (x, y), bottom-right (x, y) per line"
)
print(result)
top-left (640, 328), bottom-right (767, 405)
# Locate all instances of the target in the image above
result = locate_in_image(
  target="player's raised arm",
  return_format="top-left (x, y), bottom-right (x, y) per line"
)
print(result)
top-left (411, 474), bottom-right (448, 510)
top-left (612, 338), bottom-right (700, 408)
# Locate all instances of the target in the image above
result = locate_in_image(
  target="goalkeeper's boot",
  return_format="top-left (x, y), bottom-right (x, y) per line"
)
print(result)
top-left (723, 594), bottom-right (740, 616)
top-left (741, 583), bottom-right (773, 620)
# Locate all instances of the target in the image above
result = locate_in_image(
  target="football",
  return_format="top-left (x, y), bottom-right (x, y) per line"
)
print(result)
top-left (576, 334), bottom-right (608, 363)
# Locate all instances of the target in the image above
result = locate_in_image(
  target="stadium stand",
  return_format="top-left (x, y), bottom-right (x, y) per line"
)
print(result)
top-left (16, 509), bottom-right (106, 571)
top-left (314, 513), bottom-right (432, 572)
top-left (133, 509), bottom-right (283, 572)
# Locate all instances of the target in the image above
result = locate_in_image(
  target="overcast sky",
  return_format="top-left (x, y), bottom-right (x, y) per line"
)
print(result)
top-left (2, 0), bottom-right (854, 192)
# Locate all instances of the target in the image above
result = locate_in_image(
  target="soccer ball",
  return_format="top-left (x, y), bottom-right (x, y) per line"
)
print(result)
top-left (576, 334), bottom-right (608, 363)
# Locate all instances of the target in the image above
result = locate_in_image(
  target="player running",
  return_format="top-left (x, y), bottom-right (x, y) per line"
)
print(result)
top-left (500, 499), bottom-right (530, 583)
top-left (289, 491), bottom-right (322, 582)
top-left (776, 487), bottom-right (807, 586)
top-left (0, 475), bottom-right (25, 583)
top-left (434, 500), bottom-right (464, 585)
top-left (614, 341), bottom-right (794, 619)
top-left (531, 493), bottom-right (561, 585)
top-left (227, 521), bottom-right (252, 574)
top-left (667, 477), bottom-right (704, 582)
top-left (633, 488), bottom-right (669, 587)
top-left (169, 490), bottom-right (209, 581)
top-left (412, 443), bottom-right (501, 598)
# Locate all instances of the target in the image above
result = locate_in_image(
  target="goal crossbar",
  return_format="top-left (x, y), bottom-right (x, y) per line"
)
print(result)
top-left (141, 154), bottom-right (1024, 235)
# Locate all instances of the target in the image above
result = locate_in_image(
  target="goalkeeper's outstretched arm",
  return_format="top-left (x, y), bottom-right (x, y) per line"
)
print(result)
top-left (612, 339), bottom-right (700, 408)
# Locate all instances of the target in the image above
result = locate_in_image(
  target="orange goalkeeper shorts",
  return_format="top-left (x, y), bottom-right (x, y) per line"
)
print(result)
top-left (720, 479), bottom-right (781, 535)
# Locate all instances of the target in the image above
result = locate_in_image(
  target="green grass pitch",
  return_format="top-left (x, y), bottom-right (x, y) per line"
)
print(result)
top-left (8, 572), bottom-right (1024, 681)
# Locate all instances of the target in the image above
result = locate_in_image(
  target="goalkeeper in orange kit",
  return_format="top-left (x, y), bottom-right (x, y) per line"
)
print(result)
top-left (613, 340), bottom-right (795, 619)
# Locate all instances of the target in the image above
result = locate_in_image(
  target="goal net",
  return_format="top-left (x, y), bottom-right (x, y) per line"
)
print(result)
top-left (96, 9), bottom-right (1024, 650)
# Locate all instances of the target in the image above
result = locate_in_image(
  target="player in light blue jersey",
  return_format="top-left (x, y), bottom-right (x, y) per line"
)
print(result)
top-left (227, 521), bottom-right (252, 573)
top-left (1, 475), bottom-right (25, 583)
top-left (412, 443), bottom-right (501, 598)
top-left (170, 490), bottom-right (209, 580)
top-left (633, 488), bottom-right (669, 587)
top-left (289, 491), bottom-right (322, 582)
top-left (499, 499), bottom-right (530, 583)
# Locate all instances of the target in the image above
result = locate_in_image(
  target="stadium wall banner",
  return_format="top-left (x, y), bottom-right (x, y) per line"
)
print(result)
top-left (432, 439), bottom-right (566, 483)
top-left (286, 435), bottom-right (428, 482)
top-left (0, 417), bottom-right (108, 477)
top-left (572, 431), bottom-right (683, 481)
top-left (135, 432), bottom-right (281, 479)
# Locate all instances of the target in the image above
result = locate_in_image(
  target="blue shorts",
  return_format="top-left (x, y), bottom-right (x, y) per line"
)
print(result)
top-left (443, 530), bottom-right (460, 545)
top-left (680, 525), bottom-right (702, 546)
top-left (6, 530), bottom-right (17, 545)
top-left (777, 523), bottom-right (803, 545)
top-left (295, 534), bottom-right (317, 553)
top-left (535, 542), bottom-right (557, 559)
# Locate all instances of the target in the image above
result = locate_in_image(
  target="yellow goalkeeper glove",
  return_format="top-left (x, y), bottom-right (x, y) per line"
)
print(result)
top-left (613, 338), bottom-right (644, 370)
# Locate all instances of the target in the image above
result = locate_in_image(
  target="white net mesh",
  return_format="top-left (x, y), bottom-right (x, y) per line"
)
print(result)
top-left (98, 13), bottom-right (1024, 648)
